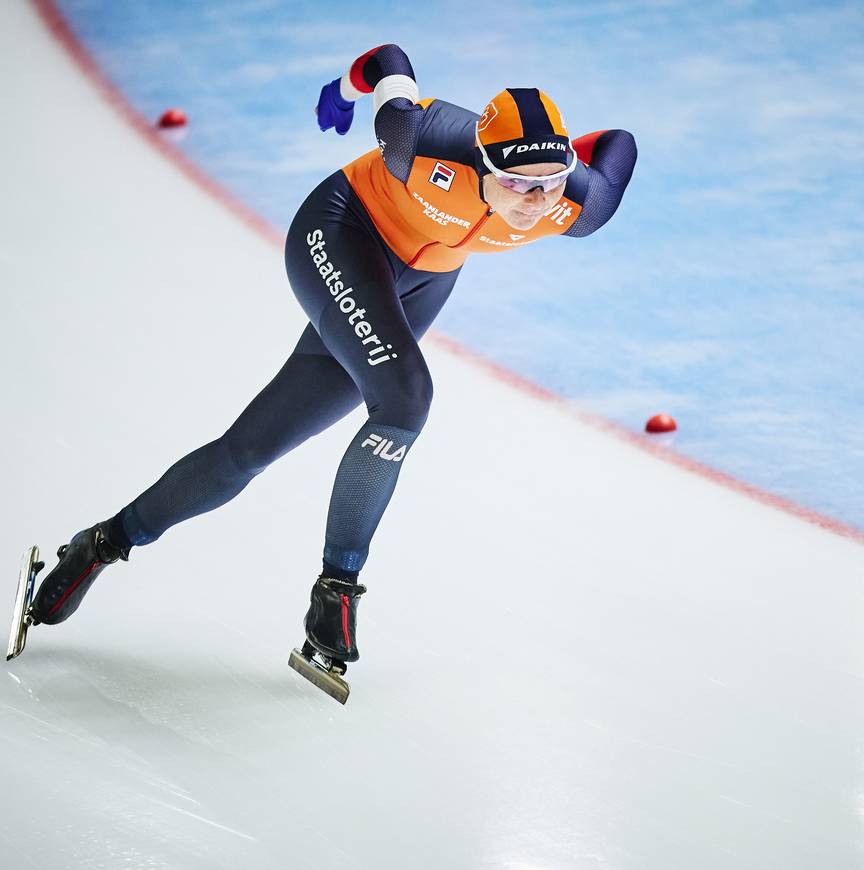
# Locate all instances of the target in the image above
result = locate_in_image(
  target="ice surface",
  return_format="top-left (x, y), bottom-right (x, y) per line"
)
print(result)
top-left (1, 2), bottom-right (863, 869)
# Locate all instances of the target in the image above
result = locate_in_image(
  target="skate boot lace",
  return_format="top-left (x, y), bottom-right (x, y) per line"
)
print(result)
top-left (94, 527), bottom-right (130, 564)
top-left (318, 577), bottom-right (367, 598)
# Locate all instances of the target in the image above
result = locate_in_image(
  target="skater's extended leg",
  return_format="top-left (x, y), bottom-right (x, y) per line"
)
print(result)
top-left (114, 335), bottom-right (361, 546)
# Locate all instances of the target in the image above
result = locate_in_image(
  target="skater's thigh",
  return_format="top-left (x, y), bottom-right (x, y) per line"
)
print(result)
top-left (289, 279), bottom-right (430, 427)
top-left (313, 287), bottom-right (432, 432)
top-left (285, 174), bottom-right (431, 429)
top-left (285, 171), bottom-right (396, 331)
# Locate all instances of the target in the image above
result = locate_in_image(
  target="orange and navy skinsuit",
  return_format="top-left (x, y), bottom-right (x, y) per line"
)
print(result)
top-left (114, 44), bottom-right (638, 585)
top-left (339, 44), bottom-right (638, 271)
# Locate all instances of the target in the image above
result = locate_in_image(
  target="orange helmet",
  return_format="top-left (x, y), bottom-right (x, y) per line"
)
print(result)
top-left (476, 88), bottom-right (574, 172)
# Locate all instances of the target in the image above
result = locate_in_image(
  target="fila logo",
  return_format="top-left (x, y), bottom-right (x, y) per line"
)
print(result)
top-left (509, 234), bottom-right (525, 241)
top-left (477, 101), bottom-right (498, 132)
top-left (546, 203), bottom-right (573, 225)
top-left (501, 141), bottom-right (567, 159)
top-left (429, 162), bottom-right (455, 191)
top-left (362, 433), bottom-right (407, 462)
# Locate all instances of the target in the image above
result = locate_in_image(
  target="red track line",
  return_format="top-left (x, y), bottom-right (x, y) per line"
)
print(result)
top-left (426, 333), bottom-right (864, 544)
top-left (31, 0), bottom-right (864, 547)
top-left (31, 0), bottom-right (283, 247)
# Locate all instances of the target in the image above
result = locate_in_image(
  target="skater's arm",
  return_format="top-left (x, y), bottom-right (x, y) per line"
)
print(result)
top-left (563, 129), bottom-right (637, 237)
top-left (318, 44), bottom-right (423, 182)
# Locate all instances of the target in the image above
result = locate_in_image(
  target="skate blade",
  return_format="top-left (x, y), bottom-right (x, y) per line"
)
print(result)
top-left (6, 546), bottom-right (41, 661)
top-left (288, 648), bottom-right (350, 705)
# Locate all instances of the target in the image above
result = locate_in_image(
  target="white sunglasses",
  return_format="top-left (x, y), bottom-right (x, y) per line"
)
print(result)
top-left (476, 125), bottom-right (577, 193)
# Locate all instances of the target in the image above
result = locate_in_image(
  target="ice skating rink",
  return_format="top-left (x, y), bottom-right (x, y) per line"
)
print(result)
top-left (2, 2), bottom-right (863, 868)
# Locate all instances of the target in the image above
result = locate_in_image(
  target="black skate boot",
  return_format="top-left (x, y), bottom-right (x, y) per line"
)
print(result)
top-left (305, 576), bottom-right (367, 663)
top-left (288, 577), bottom-right (367, 704)
top-left (29, 521), bottom-right (129, 626)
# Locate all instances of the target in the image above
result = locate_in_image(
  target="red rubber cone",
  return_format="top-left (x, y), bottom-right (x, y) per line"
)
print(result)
top-left (158, 108), bottom-right (187, 129)
top-left (645, 413), bottom-right (677, 434)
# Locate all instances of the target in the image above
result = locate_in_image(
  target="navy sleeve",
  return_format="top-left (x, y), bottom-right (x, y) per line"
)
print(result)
top-left (348, 44), bottom-right (424, 183)
top-left (375, 99), bottom-right (424, 183)
top-left (564, 130), bottom-right (637, 238)
top-left (351, 43), bottom-right (414, 88)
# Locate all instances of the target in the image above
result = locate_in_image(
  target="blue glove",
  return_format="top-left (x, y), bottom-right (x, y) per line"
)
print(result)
top-left (316, 78), bottom-right (354, 135)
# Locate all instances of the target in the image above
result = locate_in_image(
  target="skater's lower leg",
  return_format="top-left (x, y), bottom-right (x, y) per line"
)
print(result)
top-left (322, 560), bottom-right (359, 583)
top-left (322, 419), bottom-right (424, 573)
top-left (109, 437), bottom-right (264, 547)
top-left (111, 349), bottom-right (361, 547)
top-left (305, 398), bottom-right (432, 662)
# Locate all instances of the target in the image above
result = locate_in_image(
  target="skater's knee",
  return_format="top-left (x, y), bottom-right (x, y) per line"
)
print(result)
top-left (372, 366), bottom-right (433, 432)
top-left (399, 366), bottom-right (434, 423)
top-left (222, 434), bottom-right (276, 478)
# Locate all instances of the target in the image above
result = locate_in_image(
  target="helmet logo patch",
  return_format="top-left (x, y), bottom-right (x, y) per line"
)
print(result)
top-left (478, 101), bottom-right (498, 132)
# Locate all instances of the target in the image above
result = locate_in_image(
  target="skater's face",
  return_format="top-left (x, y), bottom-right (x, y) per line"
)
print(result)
top-left (482, 162), bottom-right (568, 230)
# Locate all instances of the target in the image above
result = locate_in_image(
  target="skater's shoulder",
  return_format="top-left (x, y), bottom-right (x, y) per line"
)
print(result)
top-left (416, 99), bottom-right (479, 167)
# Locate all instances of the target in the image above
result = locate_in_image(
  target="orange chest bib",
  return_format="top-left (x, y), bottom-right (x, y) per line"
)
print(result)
top-left (342, 149), bottom-right (582, 272)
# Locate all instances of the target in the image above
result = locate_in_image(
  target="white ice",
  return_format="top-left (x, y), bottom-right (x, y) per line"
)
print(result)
top-left (1, 3), bottom-right (863, 869)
